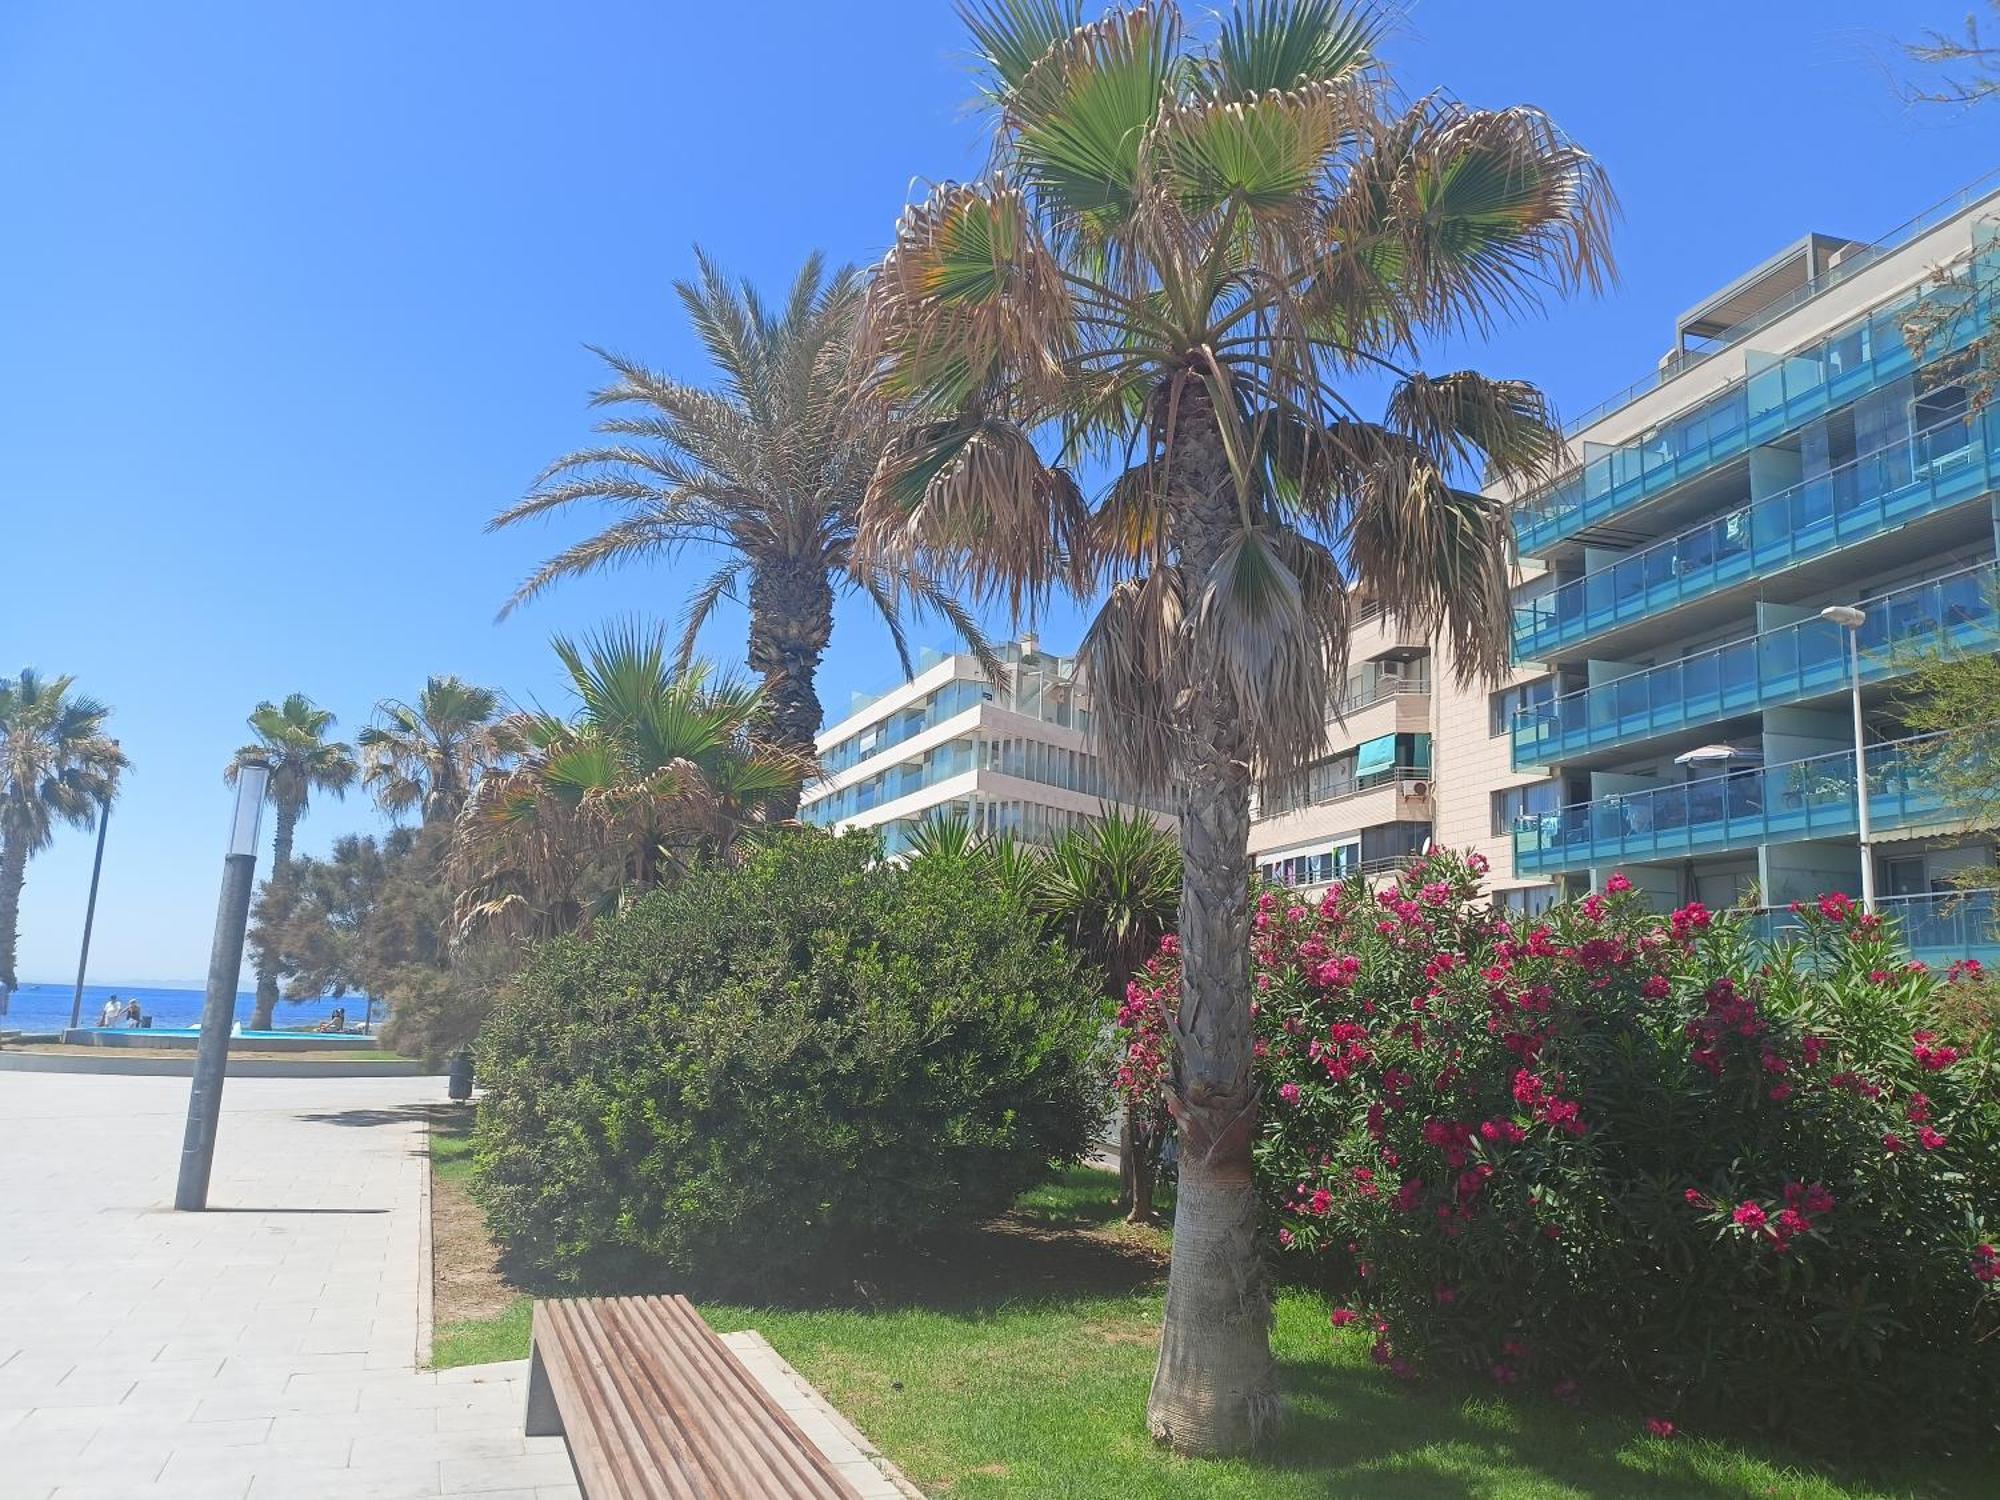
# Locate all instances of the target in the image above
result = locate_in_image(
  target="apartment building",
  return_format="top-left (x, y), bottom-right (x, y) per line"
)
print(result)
top-left (1245, 601), bottom-right (1562, 917)
top-left (800, 637), bottom-right (1172, 854)
top-left (1495, 175), bottom-right (2000, 956)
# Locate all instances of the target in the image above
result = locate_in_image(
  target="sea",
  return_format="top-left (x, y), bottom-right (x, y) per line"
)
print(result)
top-left (1, 981), bottom-right (367, 1034)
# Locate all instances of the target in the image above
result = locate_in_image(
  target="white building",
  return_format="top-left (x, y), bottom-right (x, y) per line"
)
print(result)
top-left (801, 638), bottom-right (1173, 855)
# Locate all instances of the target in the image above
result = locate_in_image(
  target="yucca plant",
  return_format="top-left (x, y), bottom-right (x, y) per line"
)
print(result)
top-left (1040, 807), bottom-right (1181, 1222)
top-left (857, 0), bottom-right (1613, 1452)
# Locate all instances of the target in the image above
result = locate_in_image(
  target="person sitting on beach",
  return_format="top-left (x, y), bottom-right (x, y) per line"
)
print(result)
top-left (98, 997), bottom-right (119, 1027)
top-left (124, 1000), bottom-right (142, 1027)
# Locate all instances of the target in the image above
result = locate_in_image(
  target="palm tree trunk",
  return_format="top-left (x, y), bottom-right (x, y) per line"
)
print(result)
top-left (250, 800), bottom-right (299, 1031)
top-left (1144, 408), bottom-right (1278, 1457)
top-left (0, 833), bottom-right (25, 1016)
top-left (746, 559), bottom-right (834, 821)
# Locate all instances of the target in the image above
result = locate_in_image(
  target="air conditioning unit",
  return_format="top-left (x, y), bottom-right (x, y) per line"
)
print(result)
top-left (1402, 779), bottom-right (1431, 800)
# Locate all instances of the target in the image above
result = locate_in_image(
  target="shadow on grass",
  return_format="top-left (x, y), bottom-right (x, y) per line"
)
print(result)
top-left (1261, 1349), bottom-right (1989, 1500)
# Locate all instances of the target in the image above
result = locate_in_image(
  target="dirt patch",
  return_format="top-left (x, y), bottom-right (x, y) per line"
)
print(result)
top-left (432, 1169), bottom-right (520, 1325)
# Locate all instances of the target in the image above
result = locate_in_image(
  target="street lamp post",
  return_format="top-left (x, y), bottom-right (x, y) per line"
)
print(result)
top-left (67, 745), bottom-right (119, 1034)
top-left (1820, 604), bottom-right (1874, 914)
top-left (173, 758), bottom-right (270, 1212)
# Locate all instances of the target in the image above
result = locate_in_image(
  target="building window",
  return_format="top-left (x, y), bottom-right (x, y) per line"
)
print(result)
top-left (1494, 886), bottom-right (1557, 919)
top-left (1490, 678), bottom-right (1555, 737)
top-left (1491, 781), bottom-right (1560, 836)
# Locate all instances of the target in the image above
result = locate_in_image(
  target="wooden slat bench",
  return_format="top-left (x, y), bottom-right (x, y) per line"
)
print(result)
top-left (525, 1295), bottom-right (865, 1499)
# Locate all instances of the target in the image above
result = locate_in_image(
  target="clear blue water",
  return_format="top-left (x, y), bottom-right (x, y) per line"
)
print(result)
top-left (1, 982), bottom-right (368, 1033)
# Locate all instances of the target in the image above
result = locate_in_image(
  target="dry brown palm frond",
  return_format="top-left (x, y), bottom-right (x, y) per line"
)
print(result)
top-left (859, 410), bottom-right (1099, 614)
top-left (1385, 369), bottom-right (1564, 487)
top-left (1347, 446), bottom-right (1512, 683)
top-left (1079, 565), bottom-right (1189, 792)
top-left (1334, 94), bottom-right (1617, 343)
top-left (863, 182), bottom-right (1078, 412)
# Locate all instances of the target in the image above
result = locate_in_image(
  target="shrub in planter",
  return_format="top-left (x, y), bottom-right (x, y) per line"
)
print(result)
top-left (1117, 852), bottom-right (2000, 1450)
top-left (474, 830), bottom-right (1105, 1290)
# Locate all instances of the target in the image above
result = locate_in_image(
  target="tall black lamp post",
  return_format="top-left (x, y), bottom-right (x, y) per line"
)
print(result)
top-left (174, 756), bottom-right (269, 1212)
top-left (67, 743), bottom-right (119, 1034)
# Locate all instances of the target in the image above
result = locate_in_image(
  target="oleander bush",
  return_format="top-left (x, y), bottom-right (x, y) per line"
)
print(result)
top-left (1117, 851), bottom-right (2000, 1451)
top-left (474, 830), bottom-right (1105, 1290)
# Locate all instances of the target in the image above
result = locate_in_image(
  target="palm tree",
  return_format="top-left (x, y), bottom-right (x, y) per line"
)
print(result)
top-left (857, 0), bottom-right (1613, 1453)
top-left (452, 625), bottom-right (810, 941)
top-left (490, 251), bottom-right (996, 816)
top-left (228, 694), bottom-right (358, 1029)
top-left (358, 676), bottom-right (512, 826)
top-left (1039, 808), bottom-right (1181, 1223)
top-left (0, 671), bottom-right (126, 1014)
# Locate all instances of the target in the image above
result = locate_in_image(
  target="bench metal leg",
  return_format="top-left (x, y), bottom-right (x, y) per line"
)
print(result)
top-left (524, 1342), bottom-right (564, 1438)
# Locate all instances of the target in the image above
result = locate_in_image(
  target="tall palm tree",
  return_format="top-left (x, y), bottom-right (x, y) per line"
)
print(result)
top-left (0, 671), bottom-right (126, 1014)
top-left (228, 694), bottom-right (358, 1029)
top-left (452, 625), bottom-right (810, 941)
top-left (491, 251), bottom-right (996, 816)
top-left (358, 675), bottom-right (512, 826)
top-left (1039, 807), bottom-right (1181, 1222)
top-left (857, 0), bottom-right (1613, 1453)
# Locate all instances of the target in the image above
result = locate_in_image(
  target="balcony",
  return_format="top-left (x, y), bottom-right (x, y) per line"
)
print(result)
top-left (1736, 890), bottom-right (2000, 968)
top-left (1513, 408), bottom-right (2000, 664)
top-left (1512, 261), bottom-right (1996, 556)
top-left (1512, 563), bottom-right (2000, 768)
top-left (1513, 729), bottom-right (1959, 876)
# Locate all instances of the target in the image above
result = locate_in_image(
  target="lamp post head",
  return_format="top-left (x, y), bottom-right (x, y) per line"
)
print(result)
top-left (1820, 604), bottom-right (1867, 630)
top-left (228, 757), bottom-right (271, 859)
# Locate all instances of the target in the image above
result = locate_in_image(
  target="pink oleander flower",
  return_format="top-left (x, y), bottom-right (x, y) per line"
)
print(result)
top-left (1646, 1418), bottom-right (1677, 1439)
top-left (1883, 1132), bottom-right (1907, 1154)
top-left (1278, 1082), bottom-right (1301, 1105)
top-left (1329, 1307), bottom-right (1358, 1327)
top-left (1732, 1202), bottom-right (1768, 1231)
top-left (1604, 872), bottom-right (1633, 895)
top-left (1919, 1126), bottom-right (1947, 1151)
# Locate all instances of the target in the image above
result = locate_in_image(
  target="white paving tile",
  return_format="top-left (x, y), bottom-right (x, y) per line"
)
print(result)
top-left (0, 1075), bottom-right (579, 1500)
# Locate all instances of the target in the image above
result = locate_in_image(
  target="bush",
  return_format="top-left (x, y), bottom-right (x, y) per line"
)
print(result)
top-left (1118, 852), bottom-right (2000, 1451)
top-left (473, 830), bottom-right (1105, 1291)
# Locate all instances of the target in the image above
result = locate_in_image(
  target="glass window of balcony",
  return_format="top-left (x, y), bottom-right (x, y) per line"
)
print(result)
top-left (1513, 729), bottom-right (1956, 872)
top-left (1515, 565), bottom-right (2000, 769)
top-left (1491, 678), bottom-right (1555, 737)
top-left (1492, 780), bottom-right (1559, 837)
top-left (1514, 404), bottom-right (2000, 660)
top-left (1516, 256), bottom-right (1995, 552)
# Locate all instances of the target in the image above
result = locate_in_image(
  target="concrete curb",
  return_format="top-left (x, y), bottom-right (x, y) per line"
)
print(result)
top-left (0, 1050), bottom-right (432, 1078)
top-left (721, 1329), bottom-right (927, 1499)
top-left (416, 1109), bottom-right (435, 1370)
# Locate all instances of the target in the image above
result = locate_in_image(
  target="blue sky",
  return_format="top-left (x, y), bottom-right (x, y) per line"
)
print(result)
top-left (4, 1), bottom-right (1993, 987)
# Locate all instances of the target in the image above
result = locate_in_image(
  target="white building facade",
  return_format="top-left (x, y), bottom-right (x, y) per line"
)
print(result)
top-left (801, 638), bottom-right (1172, 855)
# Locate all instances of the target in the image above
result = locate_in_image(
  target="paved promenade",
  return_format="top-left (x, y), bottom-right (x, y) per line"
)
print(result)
top-left (0, 1073), bottom-right (578, 1499)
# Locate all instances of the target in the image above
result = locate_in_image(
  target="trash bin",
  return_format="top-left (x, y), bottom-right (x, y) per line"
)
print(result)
top-left (448, 1048), bottom-right (474, 1102)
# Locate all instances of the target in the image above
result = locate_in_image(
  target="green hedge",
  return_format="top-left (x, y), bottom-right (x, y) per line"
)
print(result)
top-left (472, 831), bottom-right (1104, 1290)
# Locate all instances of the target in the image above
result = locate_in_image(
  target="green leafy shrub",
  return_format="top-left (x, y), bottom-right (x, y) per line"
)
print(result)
top-left (1119, 852), bottom-right (2000, 1450)
top-left (473, 831), bottom-right (1105, 1290)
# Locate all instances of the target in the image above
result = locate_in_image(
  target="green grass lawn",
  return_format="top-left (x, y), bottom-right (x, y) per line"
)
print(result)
top-left (429, 1158), bottom-right (1998, 1499)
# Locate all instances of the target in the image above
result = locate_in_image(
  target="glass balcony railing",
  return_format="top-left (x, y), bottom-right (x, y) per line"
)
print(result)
top-left (1513, 729), bottom-right (1961, 875)
top-left (1512, 563), bottom-right (2000, 768)
top-left (1554, 173), bottom-right (2000, 441)
top-left (1734, 890), bottom-right (2000, 967)
top-left (1513, 259), bottom-right (1997, 556)
top-left (802, 740), bottom-right (979, 826)
top-left (1513, 408), bottom-right (2000, 663)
